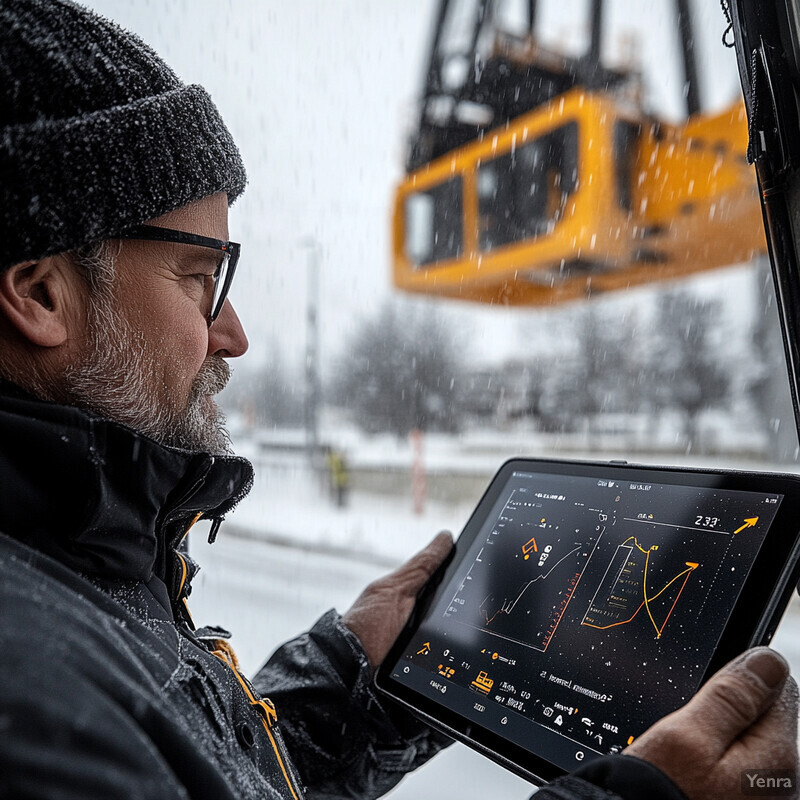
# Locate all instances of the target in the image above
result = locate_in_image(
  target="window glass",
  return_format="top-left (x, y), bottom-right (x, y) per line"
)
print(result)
top-left (405, 177), bottom-right (464, 265)
top-left (78, 2), bottom-right (800, 797)
top-left (478, 122), bottom-right (578, 250)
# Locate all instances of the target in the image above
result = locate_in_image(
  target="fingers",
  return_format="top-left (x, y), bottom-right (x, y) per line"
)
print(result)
top-left (342, 531), bottom-right (454, 669)
top-left (744, 675), bottom-right (800, 767)
top-left (625, 647), bottom-right (794, 798)
top-left (677, 648), bottom-right (790, 754)
top-left (388, 531), bottom-right (454, 598)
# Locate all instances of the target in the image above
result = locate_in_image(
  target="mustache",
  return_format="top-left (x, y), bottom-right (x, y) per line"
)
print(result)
top-left (192, 356), bottom-right (231, 396)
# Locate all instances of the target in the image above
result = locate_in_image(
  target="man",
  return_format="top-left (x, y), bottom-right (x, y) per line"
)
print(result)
top-left (0, 2), bottom-right (796, 799)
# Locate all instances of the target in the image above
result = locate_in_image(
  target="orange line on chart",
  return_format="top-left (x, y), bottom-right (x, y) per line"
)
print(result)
top-left (542, 571), bottom-right (583, 649)
top-left (583, 543), bottom-right (699, 638)
top-left (623, 536), bottom-right (655, 554)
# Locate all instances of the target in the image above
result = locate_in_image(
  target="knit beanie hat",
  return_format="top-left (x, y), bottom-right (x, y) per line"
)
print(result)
top-left (0, 0), bottom-right (247, 270)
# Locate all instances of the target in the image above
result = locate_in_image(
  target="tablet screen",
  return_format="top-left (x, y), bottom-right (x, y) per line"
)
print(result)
top-left (386, 466), bottom-right (785, 773)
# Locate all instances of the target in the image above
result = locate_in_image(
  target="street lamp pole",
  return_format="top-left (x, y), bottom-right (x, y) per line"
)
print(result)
top-left (301, 238), bottom-right (321, 462)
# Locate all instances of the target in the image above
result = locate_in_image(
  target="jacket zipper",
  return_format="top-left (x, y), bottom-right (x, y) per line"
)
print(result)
top-left (211, 640), bottom-right (304, 800)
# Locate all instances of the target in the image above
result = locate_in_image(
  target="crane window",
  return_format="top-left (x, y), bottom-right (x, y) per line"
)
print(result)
top-left (478, 122), bottom-right (579, 252)
top-left (405, 177), bottom-right (464, 267)
top-left (614, 121), bottom-right (640, 213)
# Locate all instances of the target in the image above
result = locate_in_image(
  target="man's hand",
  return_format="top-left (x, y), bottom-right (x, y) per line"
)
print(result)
top-left (343, 532), bottom-right (454, 670)
top-left (625, 647), bottom-right (798, 800)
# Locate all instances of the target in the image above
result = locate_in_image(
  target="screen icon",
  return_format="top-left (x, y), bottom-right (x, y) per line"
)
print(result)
top-left (522, 536), bottom-right (538, 560)
top-left (470, 671), bottom-right (494, 695)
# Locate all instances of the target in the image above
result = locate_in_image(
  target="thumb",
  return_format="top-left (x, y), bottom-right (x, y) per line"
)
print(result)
top-left (676, 648), bottom-right (789, 754)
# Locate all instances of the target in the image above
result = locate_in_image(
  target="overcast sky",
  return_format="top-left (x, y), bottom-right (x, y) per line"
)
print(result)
top-left (80, 0), bottom-right (749, 379)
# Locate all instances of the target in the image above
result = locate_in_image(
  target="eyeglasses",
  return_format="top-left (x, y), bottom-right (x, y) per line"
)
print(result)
top-left (116, 224), bottom-right (240, 325)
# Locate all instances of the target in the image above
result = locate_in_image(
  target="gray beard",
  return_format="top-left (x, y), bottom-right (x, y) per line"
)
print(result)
top-left (60, 287), bottom-right (234, 455)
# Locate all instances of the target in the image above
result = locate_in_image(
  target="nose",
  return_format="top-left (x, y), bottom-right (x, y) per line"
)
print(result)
top-left (207, 299), bottom-right (249, 358)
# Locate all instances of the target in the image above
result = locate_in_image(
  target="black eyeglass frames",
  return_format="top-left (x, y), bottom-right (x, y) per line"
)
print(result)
top-left (116, 224), bottom-right (240, 324)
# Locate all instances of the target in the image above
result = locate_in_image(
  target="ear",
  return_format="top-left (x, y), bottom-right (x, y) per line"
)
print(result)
top-left (0, 258), bottom-right (78, 347)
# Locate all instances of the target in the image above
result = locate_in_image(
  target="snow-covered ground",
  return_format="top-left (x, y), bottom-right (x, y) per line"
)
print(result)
top-left (185, 431), bottom-right (800, 798)
top-left (226, 458), bottom-right (476, 566)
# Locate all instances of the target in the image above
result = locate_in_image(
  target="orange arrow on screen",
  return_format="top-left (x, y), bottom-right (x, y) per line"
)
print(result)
top-left (734, 518), bottom-right (759, 534)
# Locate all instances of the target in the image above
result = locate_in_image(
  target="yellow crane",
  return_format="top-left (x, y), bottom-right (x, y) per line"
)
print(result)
top-left (392, 0), bottom-right (766, 306)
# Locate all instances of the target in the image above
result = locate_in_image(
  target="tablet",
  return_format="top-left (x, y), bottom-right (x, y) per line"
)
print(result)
top-left (376, 458), bottom-right (800, 785)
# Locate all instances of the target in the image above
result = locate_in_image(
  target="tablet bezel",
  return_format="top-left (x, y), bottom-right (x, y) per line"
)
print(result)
top-left (375, 457), bottom-right (800, 785)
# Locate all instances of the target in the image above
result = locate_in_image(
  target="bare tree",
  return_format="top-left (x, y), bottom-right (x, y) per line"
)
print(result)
top-left (648, 289), bottom-right (730, 445)
top-left (331, 300), bottom-right (463, 436)
top-left (222, 343), bottom-right (304, 428)
top-left (540, 304), bottom-right (642, 426)
top-left (748, 259), bottom-right (799, 462)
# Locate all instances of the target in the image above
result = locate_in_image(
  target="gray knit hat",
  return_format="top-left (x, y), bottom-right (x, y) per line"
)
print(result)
top-left (0, 0), bottom-right (247, 270)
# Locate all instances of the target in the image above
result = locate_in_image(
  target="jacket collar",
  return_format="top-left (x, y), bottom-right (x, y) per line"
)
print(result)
top-left (0, 381), bottom-right (253, 584)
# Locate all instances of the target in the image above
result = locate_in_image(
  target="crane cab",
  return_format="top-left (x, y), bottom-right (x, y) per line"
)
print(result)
top-left (393, 91), bottom-right (764, 306)
top-left (393, 0), bottom-right (766, 307)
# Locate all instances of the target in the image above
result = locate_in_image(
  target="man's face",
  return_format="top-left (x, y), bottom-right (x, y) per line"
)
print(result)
top-left (62, 193), bottom-right (249, 454)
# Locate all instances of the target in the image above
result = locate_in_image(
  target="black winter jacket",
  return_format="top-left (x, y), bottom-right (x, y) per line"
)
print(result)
top-left (0, 385), bottom-right (686, 800)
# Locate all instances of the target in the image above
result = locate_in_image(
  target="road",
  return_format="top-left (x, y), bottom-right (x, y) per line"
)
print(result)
top-left (188, 528), bottom-right (800, 800)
